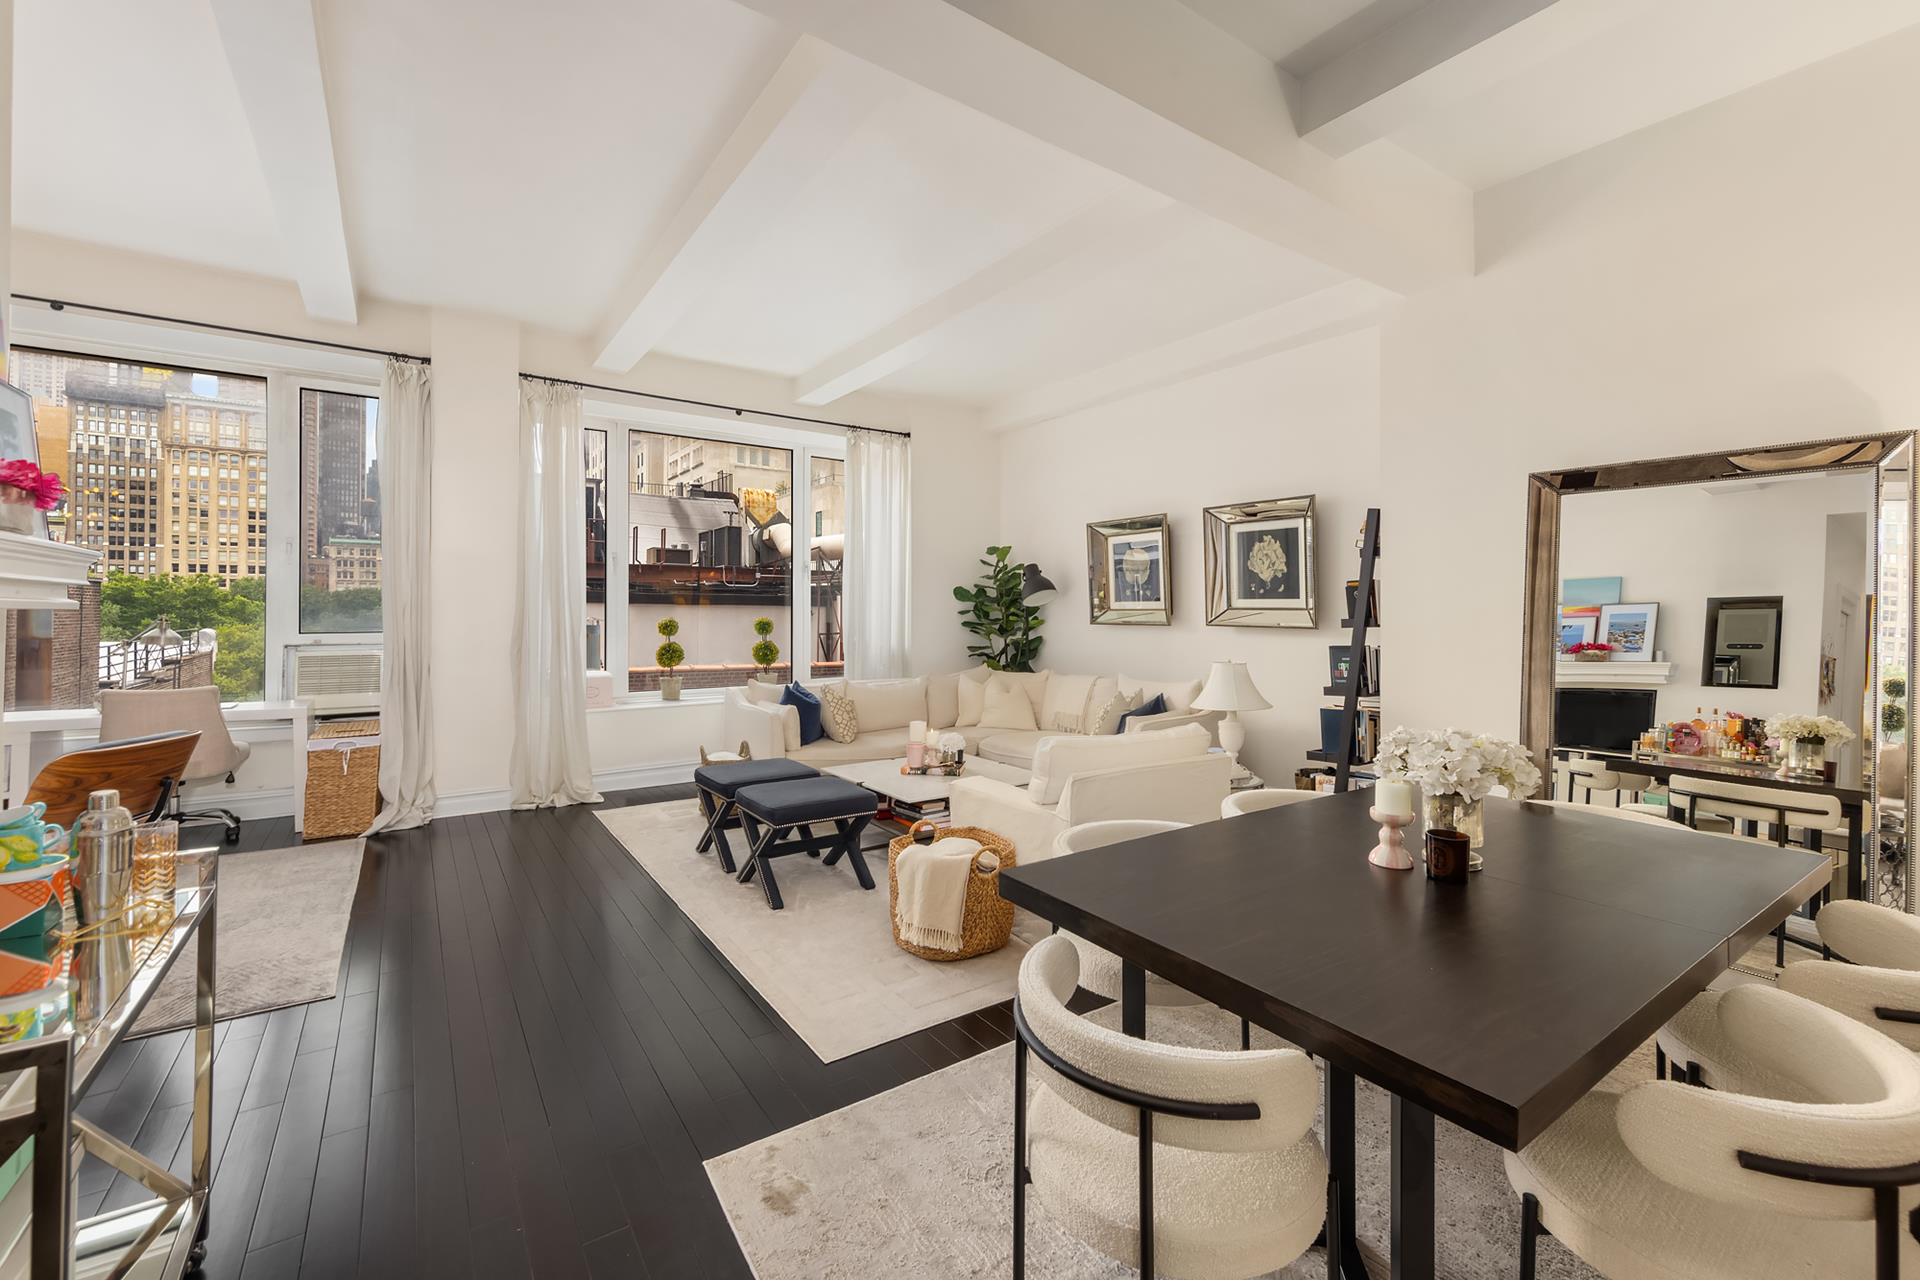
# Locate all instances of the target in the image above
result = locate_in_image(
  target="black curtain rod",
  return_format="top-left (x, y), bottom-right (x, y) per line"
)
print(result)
top-left (11, 294), bottom-right (430, 363)
top-left (524, 371), bottom-right (911, 439)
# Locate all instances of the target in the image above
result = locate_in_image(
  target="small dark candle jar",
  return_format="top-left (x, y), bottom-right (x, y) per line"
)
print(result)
top-left (1425, 828), bottom-right (1470, 884)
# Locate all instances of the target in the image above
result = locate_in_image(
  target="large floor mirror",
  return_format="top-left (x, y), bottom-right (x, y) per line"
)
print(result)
top-left (1521, 434), bottom-right (1916, 918)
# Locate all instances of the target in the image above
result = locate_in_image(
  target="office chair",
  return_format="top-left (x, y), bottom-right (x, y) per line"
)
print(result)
top-left (98, 687), bottom-right (250, 843)
top-left (26, 732), bottom-right (201, 828)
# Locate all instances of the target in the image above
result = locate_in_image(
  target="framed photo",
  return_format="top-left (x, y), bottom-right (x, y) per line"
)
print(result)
top-left (1562, 576), bottom-right (1623, 607)
top-left (1558, 610), bottom-right (1598, 652)
top-left (1087, 514), bottom-right (1171, 625)
top-left (1204, 495), bottom-right (1315, 628)
top-left (0, 381), bottom-right (46, 539)
top-left (1598, 602), bottom-right (1659, 661)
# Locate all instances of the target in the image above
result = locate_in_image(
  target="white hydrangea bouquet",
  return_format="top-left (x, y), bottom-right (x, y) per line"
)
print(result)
top-left (1376, 726), bottom-right (1543, 803)
top-left (1766, 713), bottom-right (1855, 745)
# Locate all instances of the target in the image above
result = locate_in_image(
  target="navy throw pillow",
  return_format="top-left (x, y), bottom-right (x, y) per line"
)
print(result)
top-left (781, 683), bottom-right (824, 745)
top-left (1115, 693), bottom-right (1167, 733)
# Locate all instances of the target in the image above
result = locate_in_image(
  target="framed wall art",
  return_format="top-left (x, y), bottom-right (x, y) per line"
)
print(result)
top-left (1087, 513), bottom-right (1171, 625)
top-left (1204, 495), bottom-right (1315, 627)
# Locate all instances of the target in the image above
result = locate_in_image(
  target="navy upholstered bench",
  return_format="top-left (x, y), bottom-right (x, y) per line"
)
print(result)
top-left (730, 777), bottom-right (877, 911)
top-left (693, 759), bottom-right (820, 873)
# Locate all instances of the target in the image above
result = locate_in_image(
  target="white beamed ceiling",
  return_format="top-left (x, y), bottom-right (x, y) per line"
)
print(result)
top-left (14, 0), bottom-right (1920, 427)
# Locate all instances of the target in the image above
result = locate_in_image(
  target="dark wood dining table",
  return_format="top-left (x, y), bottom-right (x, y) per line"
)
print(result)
top-left (997, 790), bottom-right (1830, 1278)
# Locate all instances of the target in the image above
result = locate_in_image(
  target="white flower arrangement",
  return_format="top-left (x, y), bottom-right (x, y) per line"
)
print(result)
top-left (1766, 713), bottom-right (1855, 745)
top-left (1376, 726), bottom-right (1543, 803)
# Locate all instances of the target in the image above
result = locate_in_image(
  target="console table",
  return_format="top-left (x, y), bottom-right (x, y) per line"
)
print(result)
top-left (0, 851), bottom-right (216, 1276)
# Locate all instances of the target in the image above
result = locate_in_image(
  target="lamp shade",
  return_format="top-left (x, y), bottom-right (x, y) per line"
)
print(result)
top-left (1021, 563), bottom-right (1058, 606)
top-left (1192, 660), bottom-right (1270, 713)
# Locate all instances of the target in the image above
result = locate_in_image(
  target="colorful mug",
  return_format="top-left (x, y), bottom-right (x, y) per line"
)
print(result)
top-left (0, 803), bottom-right (63, 868)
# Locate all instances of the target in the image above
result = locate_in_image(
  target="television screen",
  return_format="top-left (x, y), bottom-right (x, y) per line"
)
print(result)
top-left (1554, 688), bottom-right (1657, 752)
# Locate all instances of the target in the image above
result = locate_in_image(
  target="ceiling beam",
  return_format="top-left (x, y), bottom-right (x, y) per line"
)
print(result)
top-left (733, 0), bottom-right (1470, 296)
top-left (1296, 0), bottom-right (1650, 157)
top-left (592, 36), bottom-right (891, 372)
top-left (985, 279), bottom-right (1390, 431)
top-left (792, 193), bottom-right (1177, 405)
top-left (209, 0), bottom-right (357, 324)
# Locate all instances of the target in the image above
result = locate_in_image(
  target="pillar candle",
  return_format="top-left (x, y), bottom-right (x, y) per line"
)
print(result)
top-left (1374, 778), bottom-right (1414, 819)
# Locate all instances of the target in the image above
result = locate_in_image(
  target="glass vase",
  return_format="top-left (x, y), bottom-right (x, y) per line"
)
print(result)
top-left (1423, 793), bottom-right (1485, 849)
top-left (1785, 736), bottom-right (1827, 776)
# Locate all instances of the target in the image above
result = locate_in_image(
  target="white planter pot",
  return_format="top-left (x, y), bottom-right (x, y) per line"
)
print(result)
top-left (660, 675), bottom-right (683, 701)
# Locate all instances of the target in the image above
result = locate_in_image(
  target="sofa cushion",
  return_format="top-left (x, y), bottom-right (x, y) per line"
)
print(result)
top-left (1115, 693), bottom-right (1167, 734)
top-left (957, 667), bottom-right (991, 727)
top-left (926, 672), bottom-right (961, 728)
top-left (780, 683), bottom-right (825, 744)
top-left (1029, 722), bottom-right (1210, 807)
top-left (997, 669), bottom-right (1052, 719)
top-left (848, 677), bottom-right (927, 732)
top-left (1120, 673), bottom-right (1202, 713)
top-left (980, 675), bottom-right (1039, 730)
top-left (980, 730), bottom-right (1048, 768)
top-left (791, 727), bottom-right (911, 766)
top-left (1087, 685), bottom-right (1141, 735)
top-left (821, 684), bottom-right (860, 743)
top-left (744, 679), bottom-right (782, 706)
top-left (1039, 674), bottom-right (1096, 734)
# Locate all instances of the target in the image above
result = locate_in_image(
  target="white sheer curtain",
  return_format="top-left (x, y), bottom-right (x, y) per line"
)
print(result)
top-left (509, 378), bottom-right (602, 809)
top-left (367, 358), bottom-right (435, 833)
top-left (844, 427), bottom-right (912, 679)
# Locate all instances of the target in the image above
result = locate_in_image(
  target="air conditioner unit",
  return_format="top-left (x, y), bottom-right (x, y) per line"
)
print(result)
top-left (285, 645), bottom-right (382, 715)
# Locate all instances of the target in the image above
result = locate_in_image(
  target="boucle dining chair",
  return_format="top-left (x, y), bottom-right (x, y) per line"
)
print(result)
top-left (1555, 756), bottom-right (1657, 808)
top-left (1525, 798), bottom-right (1684, 830)
top-left (1669, 775), bottom-right (1846, 965)
top-left (1818, 899), bottom-right (1920, 970)
top-left (1509, 985), bottom-right (1920, 1280)
top-left (1219, 788), bottom-right (1322, 819)
top-left (1011, 935), bottom-right (1325, 1280)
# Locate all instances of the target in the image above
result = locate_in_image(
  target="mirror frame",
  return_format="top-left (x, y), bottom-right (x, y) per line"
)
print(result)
top-left (1521, 432), bottom-right (1916, 908)
top-left (1701, 595), bottom-right (1785, 690)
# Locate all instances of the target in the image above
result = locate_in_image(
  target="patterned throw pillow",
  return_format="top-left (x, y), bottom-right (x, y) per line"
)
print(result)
top-left (1088, 688), bottom-right (1143, 735)
top-left (820, 684), bottom-right (860, 743)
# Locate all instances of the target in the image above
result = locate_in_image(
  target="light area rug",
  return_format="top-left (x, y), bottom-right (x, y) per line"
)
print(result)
top-left (131, 839), bottom-right (364, 1037)
top-left (595, 799), bottom-right (1048, 1062)
top-left (706, 1002), bottom-right (1647, 1280)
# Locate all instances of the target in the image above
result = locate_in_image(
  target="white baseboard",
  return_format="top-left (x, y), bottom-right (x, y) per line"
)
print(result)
top-left (434, 760), bottom-right (696, 820)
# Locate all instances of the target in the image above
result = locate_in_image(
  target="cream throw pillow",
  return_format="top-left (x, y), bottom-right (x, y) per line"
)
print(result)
top-left (926, 672), bottom-right (961, 728)
top-left (990, 669), bottom-right (1051, 720)
top-left (1119, 674), bottom-right (1202, 713)
top-left (979, 675), bottom-right (1039, 730)
top-left (820, 684), bottom-right (860, 743)
top-left (1039, 673), bottom-right (1097, 734)
top-left (1087, 687), bottom-right (1143, 736)
top-left (957, 674), bottom-right (988, 727)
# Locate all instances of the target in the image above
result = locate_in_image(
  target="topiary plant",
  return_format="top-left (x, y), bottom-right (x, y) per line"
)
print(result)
top-left (751, 616), bottom-right (780, 674)
top-left (655, 617), bottom-right (683, 672)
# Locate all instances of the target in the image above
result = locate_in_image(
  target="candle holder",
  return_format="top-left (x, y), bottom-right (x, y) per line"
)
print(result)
top-left (1367, 806), bottom-right (1415, 870)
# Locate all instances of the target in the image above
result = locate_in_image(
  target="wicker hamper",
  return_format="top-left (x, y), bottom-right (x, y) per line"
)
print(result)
top-left (887, 823), bottom-right (1017, 961)
top-left (305, 719), bottom-right (381, 840)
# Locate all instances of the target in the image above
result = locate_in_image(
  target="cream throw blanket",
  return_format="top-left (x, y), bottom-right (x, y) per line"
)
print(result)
top-left (893, 836), bottom-right (984, 952)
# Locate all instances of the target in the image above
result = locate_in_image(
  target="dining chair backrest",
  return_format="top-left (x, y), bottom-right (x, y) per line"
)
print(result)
top-left (1557, 757), bottom-right (1655, 802)
top-left (1881, 745), bottom-right (1908, 802)
top-left (1668, 775), bottom-right (1845, 834)
top-left (1778, 960), bottom-right (1920, 1052)
top-left (1051, 818), bottom-right (1186, 860)
top-left (25, 731), bottom-right (201, 828)
top-left (1016, 935), bottom-right (1316, 1154)
top-left (1525, 798), bottom-right (1681, 830)
top-left (1817, 900), bottom-right (1920, 971)
top-left (1616, 984), bottom-right (1920, 1219)
top-left (1220, 789), bottom-right (1321, 819)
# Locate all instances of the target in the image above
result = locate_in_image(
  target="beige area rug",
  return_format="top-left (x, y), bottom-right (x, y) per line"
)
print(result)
top-left (595, 799), bottom-right (1049, 1062)
top-left (707, 1002), bottom-right (1653, 1280)
top-left (131, 839), bottom-right (364, 1037)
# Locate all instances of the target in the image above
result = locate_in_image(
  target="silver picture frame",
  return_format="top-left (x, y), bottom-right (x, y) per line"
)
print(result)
top-left (1204, 495), bottom-right (1316, 627)
top-left (1087, 513), bottom-right (1171, 625)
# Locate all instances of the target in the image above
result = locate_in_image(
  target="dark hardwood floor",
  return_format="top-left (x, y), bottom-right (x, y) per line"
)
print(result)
top-left (85, 784), bottom-right (1020, 1278)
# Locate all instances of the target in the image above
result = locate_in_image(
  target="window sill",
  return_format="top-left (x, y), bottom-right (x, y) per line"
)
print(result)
top-left (590, 690), bottom-right (728, 713)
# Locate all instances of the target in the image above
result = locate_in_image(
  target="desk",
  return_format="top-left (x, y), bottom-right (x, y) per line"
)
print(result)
top-left (0, 700), bottom-right (315, 833)
top-left (998, 790), bottom-right (1828, 1277)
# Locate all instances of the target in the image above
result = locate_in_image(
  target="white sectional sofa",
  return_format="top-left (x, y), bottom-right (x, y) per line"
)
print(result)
top-left (719, 667), bottom-right (1220, 771)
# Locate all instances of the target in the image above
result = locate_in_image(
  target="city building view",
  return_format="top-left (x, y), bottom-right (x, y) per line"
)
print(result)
top-left (299, 387), bottom-right (381, 632)
top-left (586, 423), bottom-right (845, 692)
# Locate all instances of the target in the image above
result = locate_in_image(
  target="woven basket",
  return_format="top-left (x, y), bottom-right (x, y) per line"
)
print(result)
top-left (887, 823), bottom-right (1017, 962)
top-left (305, 719), bottom-right (381, 841)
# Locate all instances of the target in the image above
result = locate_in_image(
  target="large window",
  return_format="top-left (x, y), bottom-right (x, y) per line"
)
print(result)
top-left (582, 413), bottom-right (846, 699)
top-left (8, 347), bottom-right (270, 705)
top-left (298, 388), bottom-right (382, 632)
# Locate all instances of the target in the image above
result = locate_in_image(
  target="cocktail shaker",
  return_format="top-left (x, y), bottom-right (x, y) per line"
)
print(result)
top-left (72, 789), bottom-right (134, 929)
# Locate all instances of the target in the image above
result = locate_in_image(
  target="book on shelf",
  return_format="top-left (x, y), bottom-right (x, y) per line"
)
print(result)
top-left (1326, 644), bottom-right (1380, 696)
top-left (1316, 703), bottom-right (1381, 764)
top-left (1343, 578), bottom-right (1380, 627)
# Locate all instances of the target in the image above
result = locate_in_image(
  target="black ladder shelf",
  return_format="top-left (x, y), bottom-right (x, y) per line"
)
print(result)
top-left (1304, 507), bottom-right (1380, 793)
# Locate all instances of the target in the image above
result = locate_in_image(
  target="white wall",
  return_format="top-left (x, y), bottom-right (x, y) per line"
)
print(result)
top-left (994, 328), bottom-right (1380, 783)
top-left (1558, 473), bottom-right (1873, 728)
top-left (1380, 27), bottom-right (1920, 740)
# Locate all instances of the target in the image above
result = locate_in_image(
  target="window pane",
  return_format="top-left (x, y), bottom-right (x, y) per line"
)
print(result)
top-left (623, 427), bottom-right (792, 694)
top-left (811, 456), bottom-right (845, 678)
top-left (299, 388), bottom-right (381, 632)
top-left (6, 346), bottom-right (268, 706)
top-left (584, 428), bottom-right (607, 671)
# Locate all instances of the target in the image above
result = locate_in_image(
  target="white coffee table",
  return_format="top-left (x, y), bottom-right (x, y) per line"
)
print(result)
top-left (823, 756), bottom-right (1031, 835)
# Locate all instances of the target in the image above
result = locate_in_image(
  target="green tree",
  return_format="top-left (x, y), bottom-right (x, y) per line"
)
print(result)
top-left (212, 620), bottom-right (266, 702)
top-left (100, 571), bottom-right (268, 701)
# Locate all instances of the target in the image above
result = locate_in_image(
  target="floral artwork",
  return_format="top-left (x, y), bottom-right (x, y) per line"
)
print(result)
top-left (1376, 726), bottom-right (1543, 804)
top-left (1228, 518), bottom-right (1303, 607)
top-left (1246, 533), bottom-right (1287, 587)
top-left (1204, 497), bottom-right (1316, 628)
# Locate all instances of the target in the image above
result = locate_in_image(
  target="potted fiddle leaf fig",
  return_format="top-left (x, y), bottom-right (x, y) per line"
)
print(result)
top-left (751, 616), bottom-right (780, 681)
top-left (952, 545), bottom-right (1045, 671)
top-left (656, 617), bottom-right (685, 700)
